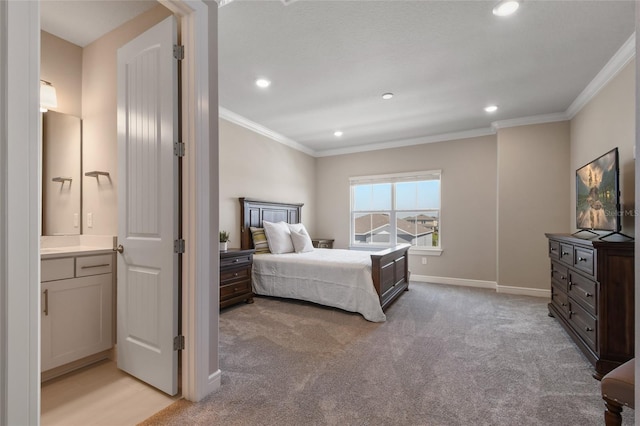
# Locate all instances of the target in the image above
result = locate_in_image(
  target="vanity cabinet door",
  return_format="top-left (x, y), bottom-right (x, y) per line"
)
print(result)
top-left (41, 273), bottom-right (113, 371)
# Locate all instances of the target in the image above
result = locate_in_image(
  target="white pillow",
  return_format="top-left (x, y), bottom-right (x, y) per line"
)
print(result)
top-left (288, 223), bottom-right (308, 235)
top-left (262, 221), bottom-right (294, 254)
top-left (290, 229), bottom-right (314, 253)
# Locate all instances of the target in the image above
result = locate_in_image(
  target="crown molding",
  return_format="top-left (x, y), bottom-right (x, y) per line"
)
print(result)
top-left (219, 107), bottom-right (317, 157)
top-left (491, 112), bottom-right (569, 131)
top-left (314, 127), bottom-right (496, 158)
top-left (219, 32), bottom-right (635, 158)
top-left (565, 32), bottom-right (635, 119)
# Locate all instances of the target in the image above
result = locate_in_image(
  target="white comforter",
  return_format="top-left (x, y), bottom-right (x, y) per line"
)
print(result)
top-left (252, 248), bottom-right (386, 322)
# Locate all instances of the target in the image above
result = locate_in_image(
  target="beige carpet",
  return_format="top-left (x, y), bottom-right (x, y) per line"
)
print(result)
top-left (140, 282), bottom-right (634, 425)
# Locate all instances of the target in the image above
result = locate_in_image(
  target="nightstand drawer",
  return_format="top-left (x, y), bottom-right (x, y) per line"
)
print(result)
top-left (220, 266), bottom-right (251, 284)
top-left (220, 280), bottom-right (251, 300)
top-left (220, 254), bottom-right (253, 269)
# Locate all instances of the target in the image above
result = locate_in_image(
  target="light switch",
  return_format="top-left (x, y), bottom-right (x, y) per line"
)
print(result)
top-left (87, 212), bottom-right (93, 228)
top-left (73, 213), bottom-right (79, 228)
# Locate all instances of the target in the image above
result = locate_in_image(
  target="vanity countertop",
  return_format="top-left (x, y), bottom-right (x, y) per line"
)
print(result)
top-left (40, 246), bottom-right (114, 260)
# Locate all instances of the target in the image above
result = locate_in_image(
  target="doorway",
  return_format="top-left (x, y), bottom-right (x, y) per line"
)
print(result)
top-left (39, 4), bottom-right (181, 424)
top-left (3, 1), bottom-right (216, 423)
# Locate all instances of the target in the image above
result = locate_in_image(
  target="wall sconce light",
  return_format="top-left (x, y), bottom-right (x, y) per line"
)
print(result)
top-left (40, 80), bottom-right (58, 113)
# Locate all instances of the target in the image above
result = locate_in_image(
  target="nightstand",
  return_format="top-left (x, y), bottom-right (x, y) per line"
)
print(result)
top-left (311, 238), bottom-right (334, 249)
top-left (220, 248), bottom-right (255, 309)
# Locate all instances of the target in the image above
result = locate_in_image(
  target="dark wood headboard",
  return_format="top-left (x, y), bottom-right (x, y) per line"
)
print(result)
top-left (239, 198), bottom-right (304, 250)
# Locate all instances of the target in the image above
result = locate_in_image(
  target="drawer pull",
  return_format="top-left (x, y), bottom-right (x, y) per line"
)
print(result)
top-left (81, 263), bottom-right (110, 269)
top-left (585, 327), bottom-right (593, 332)
top-left (562, 251), bottom-right (570, 256)
top-left (561, 303), bottom-right (567, 307)
top-left (550, 248), bottom-right (557, 252)
top-left (578, 257), bottom-right (588, 262)
top-left (43, 289), bottom-right (49, 316)
top-left (234, 273), bottom-right (239, 277)
top-left (233, 259), bottom-right (239, 263)
top-left (560, 275), bottom-right (566, 280)
top-left (585, 292), bottom-right (593, 298)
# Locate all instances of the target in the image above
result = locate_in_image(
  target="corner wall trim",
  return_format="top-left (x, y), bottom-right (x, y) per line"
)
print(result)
top-left (411, 275), bottom-right (549, 298)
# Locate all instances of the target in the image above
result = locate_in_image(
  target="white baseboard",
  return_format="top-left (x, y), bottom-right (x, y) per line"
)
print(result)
top-left (496, 284), bottom-right (550, 298)
top-left (411, 274), bottom-right (549, 298)
top-left (207, 369), bottom-right (221, 393)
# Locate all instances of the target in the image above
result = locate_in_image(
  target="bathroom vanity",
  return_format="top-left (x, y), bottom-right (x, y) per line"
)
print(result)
top-left (40, 237), bottom-right (116, 381)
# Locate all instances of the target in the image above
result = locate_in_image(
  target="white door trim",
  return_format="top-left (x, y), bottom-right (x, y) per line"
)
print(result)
top-left (2, 1), bottom-right (41, 424)
top-left (160, 0), bottom-right (220, 401)
top-left (2, 0), bottom-right (218, 422)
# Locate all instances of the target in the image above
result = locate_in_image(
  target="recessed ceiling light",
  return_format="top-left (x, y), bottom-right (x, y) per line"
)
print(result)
top-left (484, 105), bottom-right (498, 113)
top-left (334, 130), bottom-right (343, 137)
top-left (382, 93), bottom-right (394, 100)
top-left (255, 78), bottom-right (271, 88)
top-left (492, 0), bottom-right (520, 17)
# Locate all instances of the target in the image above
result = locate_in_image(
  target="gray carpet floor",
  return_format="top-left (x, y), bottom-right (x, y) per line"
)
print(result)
top-left (140, 282), bottom-right (635, 425)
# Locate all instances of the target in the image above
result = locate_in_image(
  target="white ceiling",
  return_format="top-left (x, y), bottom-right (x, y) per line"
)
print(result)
top-left (41, 1), bottom-right (636, 156)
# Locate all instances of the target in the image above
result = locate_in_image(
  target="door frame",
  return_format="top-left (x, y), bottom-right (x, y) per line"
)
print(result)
top-left (1, 0), bottom-right (219, 423)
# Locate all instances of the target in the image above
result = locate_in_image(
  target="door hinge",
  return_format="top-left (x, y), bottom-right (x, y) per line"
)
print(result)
top-left (173, 45), bottom-right (184, 61)
top-left (174, 142), bottom-right (185, 157)
top-left (173, 335), bottom-right (185, 351)
top-left (174, 239), bottom-right (185, 254)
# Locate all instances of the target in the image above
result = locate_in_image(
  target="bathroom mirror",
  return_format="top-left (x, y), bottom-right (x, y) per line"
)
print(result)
top-left (42, 111), bottom-right (81, 235)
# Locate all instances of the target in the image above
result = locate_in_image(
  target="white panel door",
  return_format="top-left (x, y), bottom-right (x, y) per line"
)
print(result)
top-left (116, 16), bottom-right (179, 396)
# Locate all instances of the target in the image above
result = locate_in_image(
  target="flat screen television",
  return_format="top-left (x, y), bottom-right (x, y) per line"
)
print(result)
top-left (575, 147), bottom-right (620, 232)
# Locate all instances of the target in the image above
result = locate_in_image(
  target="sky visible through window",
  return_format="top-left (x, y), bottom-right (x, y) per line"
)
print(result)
top-left (353, 180), bottom-right (440, 211)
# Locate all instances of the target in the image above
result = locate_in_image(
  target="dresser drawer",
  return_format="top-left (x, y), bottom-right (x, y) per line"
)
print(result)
top-left (569, 271), bottom-right (597, 315)
top-left (559, 243), bottom-right (574, 265)
top-left (220, 266), bottom-right (251, 284)
top-left (220, 280), bottom-right (252, 301)
top-left (550, 261), bottom-right (569, 290)
top-left (549, 240), bottom-right (560, 260)
top-left (76, 254), bottom-right (113, 277)
top-left (574, 247), bottom-right (594, 276)
top-left (220, 254), bottom-right (253, 269)
top-left (551, 285), bottom-right (570, 318)
top-left (569, 301), bottom-right (597, 353)
top-left (41, 258), bottom-right (75, 282)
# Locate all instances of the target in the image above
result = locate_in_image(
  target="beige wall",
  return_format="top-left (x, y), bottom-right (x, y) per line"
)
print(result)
top-left (219, 119), bottom-right (317, 248)
top-left (81, 5), bottom-right (172, 235)
top-left (570, 61), bottom-right (635, 236)
top-left (316, 136), bottom-right (498, 282)
top-left (497, 122), bottom-right (570, 291)
top-left (41, 32), bottom-right (82, 117)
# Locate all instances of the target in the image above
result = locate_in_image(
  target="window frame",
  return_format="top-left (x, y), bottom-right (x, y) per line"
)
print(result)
top-left (349, 170), bottom-right (442, 255)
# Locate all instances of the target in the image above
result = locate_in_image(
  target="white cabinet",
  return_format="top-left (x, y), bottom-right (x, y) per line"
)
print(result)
top-left (41, 253), bottom-right (114, 372)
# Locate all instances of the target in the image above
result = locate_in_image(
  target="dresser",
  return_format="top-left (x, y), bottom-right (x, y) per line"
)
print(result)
top-left (311, 238), bottom-right (334, 249)
top-left (545, 233), bottom-right (634, 378)
top-left (220, 248), bottom-right (255, 309)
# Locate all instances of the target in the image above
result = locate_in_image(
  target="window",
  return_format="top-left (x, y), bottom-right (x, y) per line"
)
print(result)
top-left (350, 171), bottom-right (441, 250)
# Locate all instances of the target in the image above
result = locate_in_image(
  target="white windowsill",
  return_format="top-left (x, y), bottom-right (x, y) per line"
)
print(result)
top-left (409, 247), bottom-right (443, 256)
top-left (348, 245), bottom-right (443, 256)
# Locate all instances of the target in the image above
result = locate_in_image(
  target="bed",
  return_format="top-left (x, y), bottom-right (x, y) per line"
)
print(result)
top-left (239, 197), bottom-right (410, 321)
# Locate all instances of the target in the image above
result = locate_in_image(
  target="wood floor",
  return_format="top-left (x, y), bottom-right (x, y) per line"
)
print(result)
top-left (41, 360), bottom-right (180, 426)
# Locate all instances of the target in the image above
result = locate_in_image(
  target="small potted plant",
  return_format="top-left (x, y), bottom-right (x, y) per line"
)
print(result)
top-left (219, 230), bottom-right (230, 252)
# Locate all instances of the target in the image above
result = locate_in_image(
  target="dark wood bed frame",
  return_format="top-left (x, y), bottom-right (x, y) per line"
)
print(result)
top-left (239, 197), bottom-right (410, 311)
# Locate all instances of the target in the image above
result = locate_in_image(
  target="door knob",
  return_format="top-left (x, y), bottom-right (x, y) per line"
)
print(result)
top-left (114, 244), bottom-right (124, 254)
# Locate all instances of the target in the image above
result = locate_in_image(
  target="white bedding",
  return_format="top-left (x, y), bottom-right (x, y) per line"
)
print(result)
top-left (252, 248), bottom-right (386, 322)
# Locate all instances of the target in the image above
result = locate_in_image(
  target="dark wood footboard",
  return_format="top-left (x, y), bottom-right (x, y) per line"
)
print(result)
top-left (371, 244), bottom-right (410, 310)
